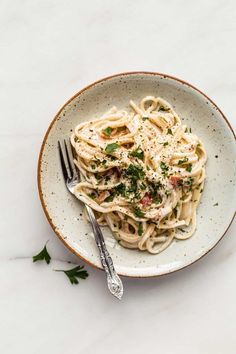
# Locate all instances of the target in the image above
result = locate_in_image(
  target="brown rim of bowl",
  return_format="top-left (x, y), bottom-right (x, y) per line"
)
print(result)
top-left (37, 71), bottom-right (236, 278)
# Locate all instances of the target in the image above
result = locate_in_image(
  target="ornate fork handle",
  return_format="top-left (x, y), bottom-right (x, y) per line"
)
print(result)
top-left (85, 205), bottom-right (123, 300)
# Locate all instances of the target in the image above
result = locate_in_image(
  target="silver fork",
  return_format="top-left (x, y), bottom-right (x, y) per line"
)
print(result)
top-left (58, 139), bottom-right (123, 300)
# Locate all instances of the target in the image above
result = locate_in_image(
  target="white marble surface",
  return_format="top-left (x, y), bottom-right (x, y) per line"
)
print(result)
top-left (1, 1), bottom-right (235, 353)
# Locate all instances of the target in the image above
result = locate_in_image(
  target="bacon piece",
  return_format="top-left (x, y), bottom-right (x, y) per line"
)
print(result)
top-left (97, 191), bottom-right (110, 203)
top-left (140, 193), bottom-right (153, 206)
top-left (169, 175), bottom-right (182, 187)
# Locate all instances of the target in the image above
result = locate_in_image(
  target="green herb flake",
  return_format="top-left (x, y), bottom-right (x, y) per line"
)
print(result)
top-left (213, 202), bottom-right (218, 206)
top-left (88, 193), bottom-right (96, 199)
top-left (178, 157), bottom-right (189, 165)
top-left (134, 207), bottom-right (145, 218)
top-left (138, 223), bottom-right (143, 236)
top-left (115, 183), bottom-right (126, 197)
top-left (163, 142), bottom-right (168, 147)
top-left (105, 143), bottom-right (119, 154)
top-left (104, 194), bottom-right (114, 202)
top-left (142, 116), bottom-right (149, 121)
top-left (160, 161), bottom-right (169, 176)
top-left (167, 128), bottom-right (173, 135)
top-left (103, 126), bottom-right (113, 137)
top-left (126, 164), bottom-right (145, 181)
top-left (95, 173), bottom-right (102, 180)
top-left (130, 147), bottom-right (144, 161)
top-left (154, 196), bottom-right (162, 204)
top-left (33, 243), bottom-right (51, 264)
top-left (55, 265), bottom-right (88, 285)
top-left (186, 164), bottom-right (192, 172)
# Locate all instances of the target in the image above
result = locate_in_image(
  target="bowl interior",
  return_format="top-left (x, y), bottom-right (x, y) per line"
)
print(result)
top-left (39, 73), bottom-right (236, 277)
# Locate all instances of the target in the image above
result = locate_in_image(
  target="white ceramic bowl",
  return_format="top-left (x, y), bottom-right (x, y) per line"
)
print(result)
top-left (38, 72), bottom-right (236, 277)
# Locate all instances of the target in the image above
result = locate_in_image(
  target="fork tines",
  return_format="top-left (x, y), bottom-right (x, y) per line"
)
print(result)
top-left (58, 139), bottom-right (77, 181)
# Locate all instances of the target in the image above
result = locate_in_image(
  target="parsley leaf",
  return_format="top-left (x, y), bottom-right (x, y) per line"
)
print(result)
top-left (178, 157), bottom-right (188, 165)
top-left (88, 192), bottom-right (96, 199)
top-left (138, 223), bottom-right (143, 236)
top-left (105, 143), bottom-right (119, 154)
top-left (163, 142), bottom-right (168, 147)
top-left (185, 177), bottom-right (194, 186)
top-left (103, 126), bottom-right (113, 137)
top-left (114, 183), bottom-right (126, 196)
top-left (160, 161), bottom-right (169, 176)
top-left (167, 128), bottom-right (173, 135)
top-left (142, 116), bottom-right (149, 121)
top-left (104, 194), bottom-right (114, 202)
top-left (134, 207), bottom-right (145, 218)
top-left (126, 164), bottom-right (145, 181)
top-left (33, 243), bottom-right (51, 264)
top-left (55, 265), bottom-right (89, 285)
top-left (186, 164), bottom-right (192, 172)
top-left (130, 147), bottom-right (144, 161)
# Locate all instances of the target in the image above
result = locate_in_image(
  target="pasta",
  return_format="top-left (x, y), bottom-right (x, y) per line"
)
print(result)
top-left (71, 96), bottom-right (207, 254)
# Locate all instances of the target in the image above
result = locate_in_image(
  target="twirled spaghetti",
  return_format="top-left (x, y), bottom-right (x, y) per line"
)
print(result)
top-left (71, 96), bottom-right (207, 254)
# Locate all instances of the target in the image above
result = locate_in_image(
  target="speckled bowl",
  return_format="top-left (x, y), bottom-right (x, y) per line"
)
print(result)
top-left (38, 72), bottom-right (236, 277)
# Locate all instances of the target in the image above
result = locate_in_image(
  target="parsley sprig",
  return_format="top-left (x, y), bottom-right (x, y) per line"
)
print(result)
top-left (33, 243), bottom-right (89, 286)
top-left (55, 266), bottom-right (89, 285)
top-left (129, 147), bottom-right (144, 161)
top-left (33, 243), bottom-right (51, 264)
top-left (103, 126), bottom-right (113, 137)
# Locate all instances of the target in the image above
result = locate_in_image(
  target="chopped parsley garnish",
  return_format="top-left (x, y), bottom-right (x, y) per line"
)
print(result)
top-left (138, 223), bottom-right (143, 236)
top-left (134, 207), bottom-right (145, 218)
top-left (163, 142), bottom-right (168, 147)
top-left (185, 177), bottom-right (194, 186)
top-left (178, 157), bottom-right (189, 165)
top-left (126, 164), bottom-right (145, 181)
top-left (95, 173), bottom-right (102, 180)
top-left (88, 192), bottom-right (96, 199)
top-left (130, 147), bottom-right (144, 161)
top-left (102, 159), bottom-right (107, 165)
top-left (154, 196), bottom-right (162, 204)
top-left (91, 165), bottom-right (96, 170)
top-left (114, 183), bottom-right (127, 197)
top-left (104, 194), bottom-right (114, 202)
top-left (213, 202), bottom-right (218, 206)
top-left (167, 128), bottom-right (173, 135)
top-left (103, 126), bottom-right (113, 137)
top-left (160, 161), bottom-right (169, 176)
top-left (140, 182), bottom-right (146, 190)
top-left (186, 164), bottom-right (192, 172)
top-left (142, 116), bottom-right (149, 121)
top-left (149, 181), bottom-right (163, 198)
top-left (105, 143), bottom-right (119, 154)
